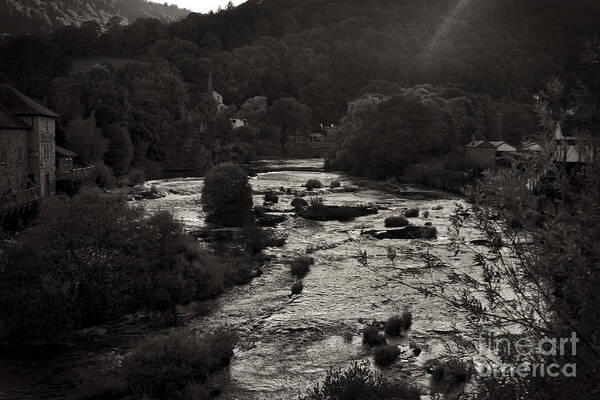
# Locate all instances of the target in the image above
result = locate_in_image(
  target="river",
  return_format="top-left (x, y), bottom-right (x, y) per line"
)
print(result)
top-left (0, 158), bottom-right (485, 399)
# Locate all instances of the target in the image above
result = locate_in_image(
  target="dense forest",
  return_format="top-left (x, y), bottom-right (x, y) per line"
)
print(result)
top-left (1, 0), bottom-right (600, 180)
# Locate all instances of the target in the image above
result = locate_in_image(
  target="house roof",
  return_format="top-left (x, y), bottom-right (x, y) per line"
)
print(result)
top-left (466, 140), bottom-right (496, 149)
top-left (490, 141), bottom-right (517, 152)
top-left (55, 145), bottom-right (78, 157)
top-left (0, 84), bottom-right (59, 118)
top-left (0, 104), bottom-right (31, 130)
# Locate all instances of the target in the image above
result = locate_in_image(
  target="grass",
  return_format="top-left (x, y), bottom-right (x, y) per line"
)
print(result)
top-left (384, 216), bottom-right (409, 227)
top-left (384, 312), bottom-right (412, 336)
top-left (373, 344), bottom-right (401, 367)
top-left (290, 256), bottom-right (314, 277)
top-left (362, 325), bottom-right (386, 347)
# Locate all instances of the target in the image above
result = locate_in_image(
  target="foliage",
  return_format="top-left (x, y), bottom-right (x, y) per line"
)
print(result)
top-left (264, 191), bottom-right (279, 203)
top-left (0, 193), bottom-right (224, 343)
top-left (128, 168), bottom-right (146, 186)
top-left (428, 358), bottom-right (472, 391)
top-left (64, 115), bottom-right (107, 165)
top-left (373, 344), bottom-right (401, 367)
top-left (123, 329), bottom-right (235, 400)
top-left (404, 208), bottom-right (419, 218)
top-left (384, 216), bottom-right (409, 228)
top-left (291, 280), bottom-right (304, 295)
top-left (384, 312), bottom-right (412, 336)
top-left (301, 362), bottom-right (420, 400)
top-left (290, 255), bottom-right (314, 277)
top-left (362, 325), bottom-right (386, 347)
top-left (201, 163), bottom-right (253, 227)
top-left (305, 179), bottom-right (323, 190)
top-left (330, 180), bottom-right (341, 189)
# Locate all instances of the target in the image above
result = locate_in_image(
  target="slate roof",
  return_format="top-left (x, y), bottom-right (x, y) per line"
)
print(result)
top-left (55, 145), bottom-right (78, 157)
top-left (466, 140), bottom-right (496, 148)
top-left (0, 104), bottom-right (31, 130)
top-left (0, 84), bottom-right (59, 118)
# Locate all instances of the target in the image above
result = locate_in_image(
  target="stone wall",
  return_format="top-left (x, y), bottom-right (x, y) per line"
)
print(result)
top-left (0, 128), bottom-right (28, 194)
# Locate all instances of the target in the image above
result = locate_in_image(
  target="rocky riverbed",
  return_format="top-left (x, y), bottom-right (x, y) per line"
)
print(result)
top-left (0, 159), bottom-right (487, 399)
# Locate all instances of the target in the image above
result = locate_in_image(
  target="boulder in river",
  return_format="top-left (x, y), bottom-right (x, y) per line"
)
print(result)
top-left (363, 226), bottom-right (437, 240)
top-left (256, 213), bottom-right (287, 227)
top-left (300, 205), bottom-right (378, 221)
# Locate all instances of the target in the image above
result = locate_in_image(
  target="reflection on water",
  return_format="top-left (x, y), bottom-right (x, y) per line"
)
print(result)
top-left (0, 159), bottom-right (483, 400)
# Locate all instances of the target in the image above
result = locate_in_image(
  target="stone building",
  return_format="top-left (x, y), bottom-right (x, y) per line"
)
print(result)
top-left (0, 84), bottom-right (59, 215)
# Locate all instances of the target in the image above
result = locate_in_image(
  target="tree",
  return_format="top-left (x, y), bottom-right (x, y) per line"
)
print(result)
top-left (268, 97), bottom-right (312, 146)
top-left (0, 193), bottom-right (207, 343)
top-left (64, 115), bottom-right (107, 165)
top-left (201, 163), bottom-right (253, 227)
top-left (103, 123), bottom-right (133, 175)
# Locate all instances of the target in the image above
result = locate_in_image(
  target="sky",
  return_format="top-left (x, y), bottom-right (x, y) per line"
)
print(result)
top-left (151, 0), bottom-right (245, 13)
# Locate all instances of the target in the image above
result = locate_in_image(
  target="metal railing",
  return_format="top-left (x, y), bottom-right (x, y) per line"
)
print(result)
top-left (0, 187), bottom-right (41, 213)
top-left (56, 166), bottom-right (96, 181)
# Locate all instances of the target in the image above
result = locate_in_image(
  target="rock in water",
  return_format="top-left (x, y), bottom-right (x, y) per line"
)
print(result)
top-left (363, 226), bottom-right (437, 240)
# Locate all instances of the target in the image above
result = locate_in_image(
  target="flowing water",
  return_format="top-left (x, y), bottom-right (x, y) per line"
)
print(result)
top-left (0, 159), bottom-right (486, 399)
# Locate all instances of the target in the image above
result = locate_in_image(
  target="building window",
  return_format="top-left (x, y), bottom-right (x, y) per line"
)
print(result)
top-left (0, 145), bottom-right (7, 166)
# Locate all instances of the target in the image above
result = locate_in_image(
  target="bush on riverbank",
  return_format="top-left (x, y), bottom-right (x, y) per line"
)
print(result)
top-left (201, 163), bottom-right (253, 227)
top-left (373, 344), bottom-right (401, 366)
top-left (384, 312), bottom-right (412, 336)
top-left (0, 192), bottom-right (236, 344)
top-left (384, 216), bottom-right (409, 227)
top-left (301, 362), bottom-right (420, 400)
top-left (123, 329), bottom-right (235, 399)
top-left (290, 256), bottom-right (314, 277)
top-left (128, 168), bottom-right (146, 186)
top-left (428, 358), bottom-right (472, 391)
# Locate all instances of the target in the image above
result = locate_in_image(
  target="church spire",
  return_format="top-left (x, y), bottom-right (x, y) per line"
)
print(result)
top-left (207, 71), bottom-right (214, 96)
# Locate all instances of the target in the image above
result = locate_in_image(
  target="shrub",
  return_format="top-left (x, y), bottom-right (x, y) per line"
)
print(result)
top-left (201, 163), bottom-right (253, 227)
top-left (385, 312), bottom-right (412, 336)
top-left (128, 168), bottom-right (146, 186)
top-left (362, 325), bottom-right (386, 347)
top-left (291, 280), bottom-right (304, 295)
top-left (423, 210), bottom-right (430, 218)
top-left (291, 197), bottom-right (308, 210)
top-left (405, 208), bottom-right (419, 218)
top-left (330, 180), bottom-right (341, 189)
top-left (301, 362), bottom-right (420, 400)
top-left (290, 256), bottom-right (314, 277)
top-left (341, 331), bottom-right (353, 343)
top-left (264, 191), bottom-right (279, 204)
top-left (305, 179), bottom-right (323, 190)
top-left (428, 358), bottom-right (472, 390)
top-left (95, 161), bottom-right (115, 188)
top-left (239, 223), bottom-right (269, 254)
top-left (373, 344), bottom-right (401, 367)
top-left (0, 193), bottom-right (218, 343)
top-left (124, 329), bottom-right (236, 399)
top-left (384, 216), bottom-right (409, 227)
